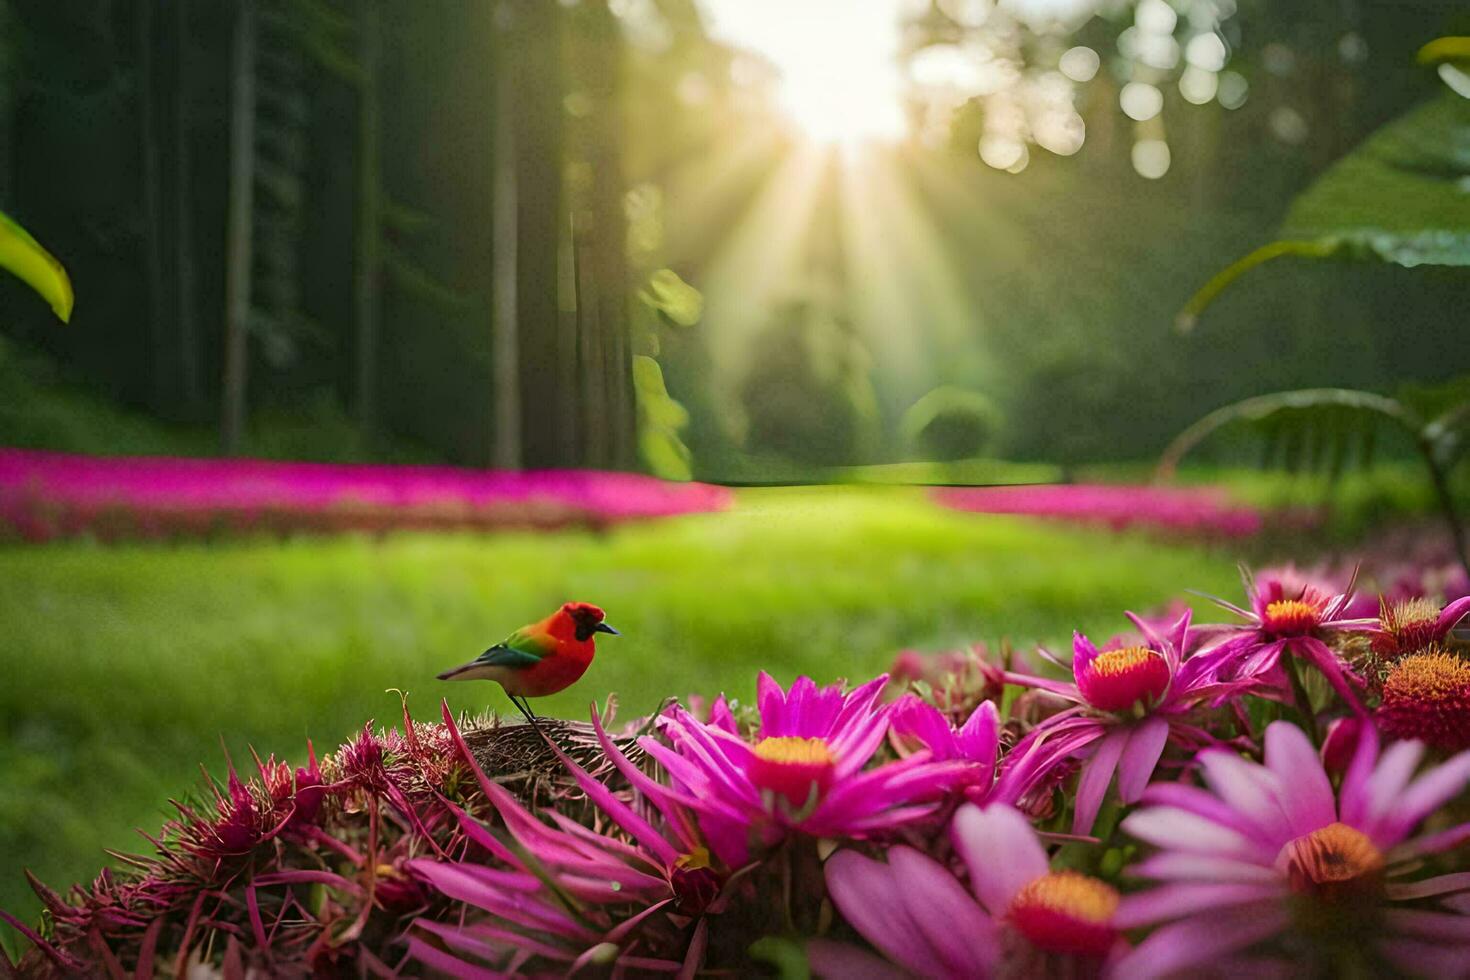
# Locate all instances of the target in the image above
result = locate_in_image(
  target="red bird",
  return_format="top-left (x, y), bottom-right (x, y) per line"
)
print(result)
top-left (436, 602), bottom-right (618, 724)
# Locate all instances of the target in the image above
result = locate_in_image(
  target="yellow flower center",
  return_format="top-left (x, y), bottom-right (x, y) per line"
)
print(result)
top-left (749, 736), bottom-right (837, 809)
top-left (1007, 871), bottom-right (1120, 957)
top-left (1077, 646), bottom-right (1171, 713)
top-left (1279, 822), bottom-right (1384, 895)
top-left (752, 736), bottom-right (835, 767)
top-left (1264, 598), bottom-right (1320, 635)
top-left (1090, 646), bottom-right (1154, 677)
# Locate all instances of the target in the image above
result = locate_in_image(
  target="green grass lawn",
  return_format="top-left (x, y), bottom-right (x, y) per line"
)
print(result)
top-left (0, 486), bottom-right (1250, 930)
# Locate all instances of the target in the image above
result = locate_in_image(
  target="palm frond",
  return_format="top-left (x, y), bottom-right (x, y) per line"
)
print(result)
top-left (1158, 388), bottom-right (1420, 479)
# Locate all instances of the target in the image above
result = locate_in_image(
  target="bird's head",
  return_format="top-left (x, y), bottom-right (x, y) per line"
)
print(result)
top-left (562, 602), bottom-right (619, 642)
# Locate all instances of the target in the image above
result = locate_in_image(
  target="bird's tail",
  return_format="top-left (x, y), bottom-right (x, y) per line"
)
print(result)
top-left (436, 662), bottom-right (476, 681)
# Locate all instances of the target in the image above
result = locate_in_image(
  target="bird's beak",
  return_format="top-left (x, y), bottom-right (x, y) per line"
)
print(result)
top-left (594, 622), bottom-right (620, 636)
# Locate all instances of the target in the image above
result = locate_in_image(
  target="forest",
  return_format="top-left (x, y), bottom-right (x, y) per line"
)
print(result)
top-left (5, 2), bottom-right (1470, 977)
top-left (4, 0), bottom-right (1465, 479)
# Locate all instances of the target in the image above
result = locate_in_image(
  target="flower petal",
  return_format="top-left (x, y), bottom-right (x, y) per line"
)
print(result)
top-left (1198, 749), bottom-right (1294, 846)
top-left (1382, 908), bottom-right (1470, 941)
top-left (1292, 636), bottom-right (1365, 713)
top-left (1073, 728), bottom-right (1128, 835)
top-left (807, 939), bottom-right (907, 980)
top-left (1114, 882), bottom-right (1284, 928)
top-left (1359, 739), bottom-right (1426, 845)
top-left (1436, 596), bottom-right (1470, 637)
top-left (1073, 631), bottom-right (1100, 673)
top-left (1381, 749), bottom-right (1470, 845)
top-left (889, 846), bottom-right (998, 975)
top-left (1386, 873), bottom-right (1470, 901)
top-left (1128, 852), bottom-right (1281, 885)
top-left (951, 803), bottom-right (1048, 916)
top-left (1263, 721), bottom-right (1335, 835)
top-left (756, 671), bottom-right (785, 735)
top-left (1377, 939), bottom-right (1470, 978)
top-left (1110, 906), bottom-right (1291, 979)
top-left (1122, 806), bottom-right (1273, 863)
top-left (1117, 716), bottom-right (1171, 804)
top-left (958, 700), bottom-right (1001, 777)
top-left (825, 850), bottom-right (949, 977)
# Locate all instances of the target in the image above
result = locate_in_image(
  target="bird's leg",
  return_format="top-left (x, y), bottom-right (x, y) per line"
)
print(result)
top-left (510, 695), bottom-right (543, 734)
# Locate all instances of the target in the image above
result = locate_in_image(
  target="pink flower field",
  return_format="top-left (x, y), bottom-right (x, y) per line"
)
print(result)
top-left (933, 482), bottom-right (1308, 538)
top-left (0, 449), bottom-right (733, 542)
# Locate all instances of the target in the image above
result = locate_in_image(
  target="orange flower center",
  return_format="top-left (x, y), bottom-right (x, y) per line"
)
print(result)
top-left (1384, 650), bottom-right (1470, 702)
top-left (1376, 650), bottom-right (1470, 751)
top-left (1077, 646), bottom-right (1171, 713)
top-left (1007, 871), bottom-right (1120, 957)
top-left (1264, 598), bottom-right (1321, 636)
top-left (749, 736), bottom-right (837, 808)
top-left (1279, 823), bottom-right (1384, 897)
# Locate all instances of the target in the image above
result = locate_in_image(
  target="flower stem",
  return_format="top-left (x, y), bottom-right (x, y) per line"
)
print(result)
top-left (1287, 652), bottom-right (1319, 743)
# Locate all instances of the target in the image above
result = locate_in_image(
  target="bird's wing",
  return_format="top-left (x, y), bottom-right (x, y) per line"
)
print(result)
top-left (468, 627), bottom-right (554, 669)
top-left (468, 645), bottom-right (541, 669)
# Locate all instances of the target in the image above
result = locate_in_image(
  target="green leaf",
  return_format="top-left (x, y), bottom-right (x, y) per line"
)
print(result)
top-left (1158, 388), bottom-right (1419, 477)
top-left (1418, 37), bottom-right (1470, 66)
top-left (0, 209), bottom-right (73, 323)
top-left (748, 937), bottom-right (811, 980)
top-left (1178, 90), bottom-right (1470, 330)
top-left (632, 355), bottom-right (694, 480)
top-left (638, 269), bottom-right (703, 327)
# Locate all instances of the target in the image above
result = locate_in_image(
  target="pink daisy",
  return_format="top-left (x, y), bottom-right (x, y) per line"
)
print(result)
top-left (1115, 721), bottom-right (1470, 977)
top-left (816, 803), bottom-right (1126, 978)
top-left (1190, 568), bottom-right (1377, 711)
top-left (1005, 609), bottom-right (1239, 834)
top-left (642, 673), bottom-right (975, 865)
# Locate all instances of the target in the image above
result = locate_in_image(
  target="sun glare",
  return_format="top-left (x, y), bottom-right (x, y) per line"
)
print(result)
top-left (699, 0), bottom-right (908, 145)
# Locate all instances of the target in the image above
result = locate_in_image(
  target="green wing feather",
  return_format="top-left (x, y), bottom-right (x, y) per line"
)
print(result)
top-left (469, 626), bottom-right (556, 669)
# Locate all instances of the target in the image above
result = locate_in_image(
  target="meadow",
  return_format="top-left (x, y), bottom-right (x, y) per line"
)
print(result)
top-left (0, 486), bottom-right (1251, 925)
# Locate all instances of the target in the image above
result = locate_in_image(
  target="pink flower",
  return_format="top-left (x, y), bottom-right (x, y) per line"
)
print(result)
top-left (1371, 596), bottom-right (1470, 659)
top-left (1115, 721), bottom-right (1470, 977)
top-left (0, 448), bottom-right (731, 542)
top-left (890, 696), bottom-right (1067, 809)
top-left (1005, 610), bottom-right (1236, 834)
top-left (643, 673), bottom-right (975, 865)
top-left (1190, 569), bottom-right (1376, 712)
top-left (1376, 650), bottom-right (1470, 752)
top-left (816, 804), bottom-right (1126, 977)
top-left (932, 483), bottom-right (1269, 538)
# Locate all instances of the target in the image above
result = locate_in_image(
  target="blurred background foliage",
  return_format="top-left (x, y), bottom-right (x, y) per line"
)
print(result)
top-left (0, 0), bottom-right (1467, 480)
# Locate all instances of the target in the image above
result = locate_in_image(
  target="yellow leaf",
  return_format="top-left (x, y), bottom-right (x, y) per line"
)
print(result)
top-left (0, 209), bottom-right (74, 323)
top-left (1418, 37), bottom-right (1470, 66)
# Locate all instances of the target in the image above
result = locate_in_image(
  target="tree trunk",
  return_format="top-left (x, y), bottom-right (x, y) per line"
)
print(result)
top-left (175, 0), bottom-right (202, 414)
top-left (490, 10), bottom-right (521, 468)
top-left (510, 0), bottom-right (569, 468)
top-left (138, 0), bottom-right (168, 408)
top-left (221, 0), bottom-right (257, 455)
top-left (584, 4), bottom-right (632, 469)
top-left (354, 0), bottom-right (382, 439)
top-left (0, 0), bottom-right (13, 207)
